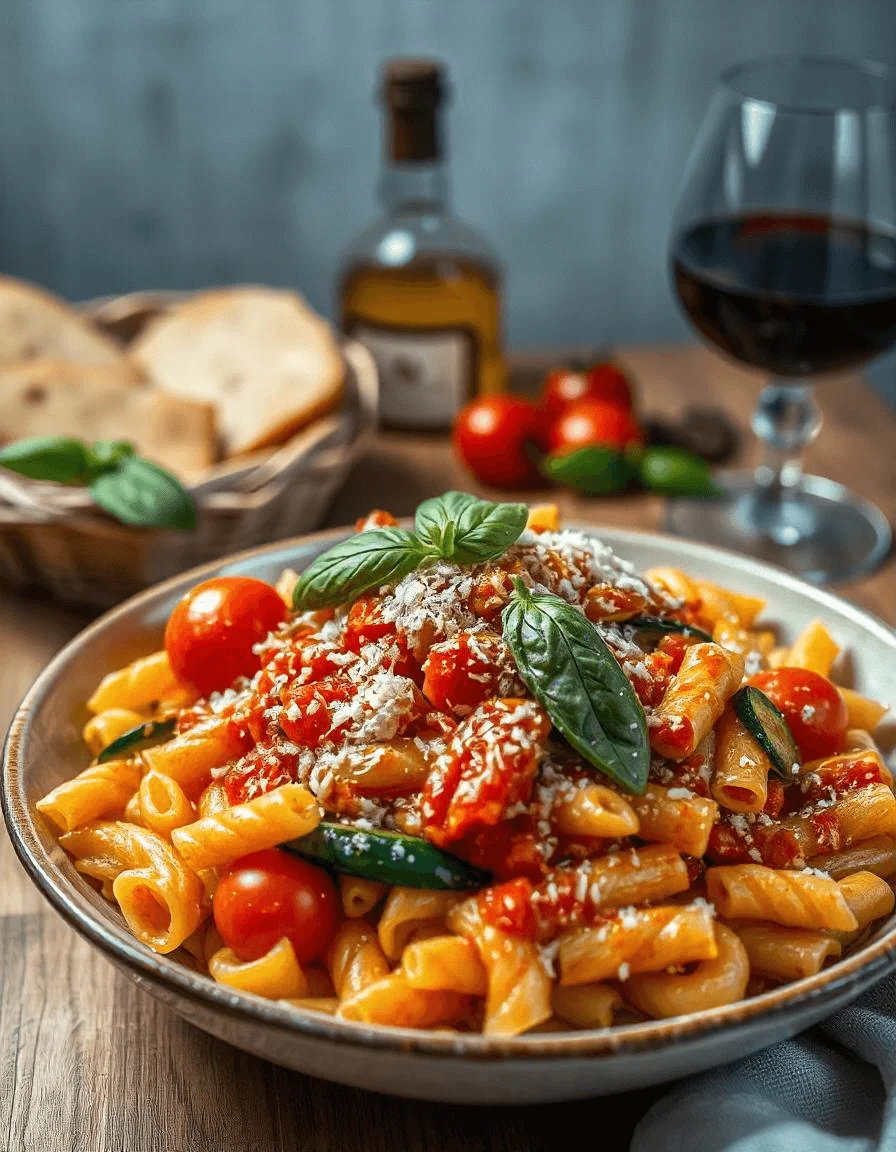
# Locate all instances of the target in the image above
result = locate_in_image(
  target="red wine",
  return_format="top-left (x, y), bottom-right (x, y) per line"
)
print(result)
top-left (672, 213), bottom-right (896, 376)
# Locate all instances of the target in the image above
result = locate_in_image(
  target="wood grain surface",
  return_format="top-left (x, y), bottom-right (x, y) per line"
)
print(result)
top-left (2, 345), bottom-right (894, 1152)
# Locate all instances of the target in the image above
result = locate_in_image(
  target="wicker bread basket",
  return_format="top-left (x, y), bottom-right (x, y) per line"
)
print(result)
top-left (0, 292), bottom-right (378, 608)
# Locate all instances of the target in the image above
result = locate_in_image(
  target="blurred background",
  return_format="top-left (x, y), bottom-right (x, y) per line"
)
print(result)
top-left (1, 0), bottom-right (894, 402)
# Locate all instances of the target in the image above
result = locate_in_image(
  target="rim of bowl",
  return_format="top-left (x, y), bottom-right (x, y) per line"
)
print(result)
top-left (4, 523), bottom-right (896, 1062)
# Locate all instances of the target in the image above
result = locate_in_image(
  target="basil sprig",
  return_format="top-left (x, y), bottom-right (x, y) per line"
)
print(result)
top-left (293, 491), bottom-right (528, 610)
top-left (502, 578), bottom-right (649, 794)
top-left (414, 491), bottom-right (528, 564)
top-left (0, 435), bottom-right (196, 531)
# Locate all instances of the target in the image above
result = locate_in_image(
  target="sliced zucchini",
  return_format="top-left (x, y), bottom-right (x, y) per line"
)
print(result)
top-left (97, 716), bottom-right (177, 763)
top-left (626, 616), bottom-right (713, 645)
top-left (732, 686), bottom-right (800, 778)
top-left (284, 823), bottom-right (490, 890)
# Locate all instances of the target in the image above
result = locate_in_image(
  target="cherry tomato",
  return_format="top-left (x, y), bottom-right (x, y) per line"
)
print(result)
top-left (540, 362), bottom-right (633, 423)
top-left (547, 398), bottom-right (644, 456)
top-left (213, 848), bottom-right (339, 963)
top-left (452, 395), bottom-right (541, 488)
top-left (748, 667), bottom-right (848, 760)
top-left (165, 576), bottom-right (285, 697)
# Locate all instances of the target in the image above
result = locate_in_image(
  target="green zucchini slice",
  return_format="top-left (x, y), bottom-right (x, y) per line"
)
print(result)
top-left (625, 616), bottom-right (713, 645)
top-left (97, 717), bottom-right (177, 763)
top-left (732, 686), bottom-right (800, 778)
top-left (284, 823), bottom-right (490, 890)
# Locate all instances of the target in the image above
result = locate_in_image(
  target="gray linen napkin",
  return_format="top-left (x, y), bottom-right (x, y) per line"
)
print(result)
top-left (632, 978), bottom-right (896, 1151)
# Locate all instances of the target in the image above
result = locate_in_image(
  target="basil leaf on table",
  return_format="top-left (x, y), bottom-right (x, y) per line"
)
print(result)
top-left (638, 447), bottom-right (722, 498)
top-left (415, 491), bottom-right (528, 564)
top-left (90, 456), bottom-right (197, 531)
top-left (542, 446), bottom-right (637, 496)
top-left (0, 436), bottom-right (92, 483)
top-left (293, 527), bottom-right (433, 609)
top-left (502, 579), bottom-right (649, 793)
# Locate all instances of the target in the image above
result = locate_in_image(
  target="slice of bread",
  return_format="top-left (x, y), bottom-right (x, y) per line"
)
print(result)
top-left (0, 359), bottom-right (217, 477)
top-left (130, 286), bottom-right (344, 457)
top-left (0, 276), bottom-right (124, 365)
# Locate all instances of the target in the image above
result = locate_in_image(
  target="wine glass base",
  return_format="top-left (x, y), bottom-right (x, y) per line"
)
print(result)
top-left (664, 471), bottom-right (892, 583)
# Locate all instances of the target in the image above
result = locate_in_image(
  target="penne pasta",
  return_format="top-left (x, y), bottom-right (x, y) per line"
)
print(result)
top-left (41, 497), bottom-right (895, 1037)
top-left (692, 580), bottom-right (766, 628)
top-left (171, 784), bottom-right (320, 870)
top-left (839, 689), bottom-right (888, 734)
top-left (338, 973), bottom-right (470, 1029)
top-left (209, 938), bottom-right (307, 999)
top-left (401, 935), bottom-right (488, 996)
top-left (82, 708), bottom-right (146, 756)
top-left (835, 870), bottom-right (895, 942)
top-left (557, 903), bottom-right (718, 986)
top-left (629, 784), bottom-right (718, 858)
top-left (711, 706), bottom-right (770, 814)
top-left (142, 718), bottom-right (247, 796)
top-left (810, 836), bottom-right (896, 880)
top-left (786, 620), bottom-right (840, 677)
top-left (650, 644), bottom-right (745, 760)
top-left (138, 771), bottom-right (195, 840)
top-left (378, 888), bottom-right (461, 961)
top-left (624, 924), bottom-right (749, 1017)
top-left (551, 783), bottom-right (639, 838)
top-left (60, 820), bottom-right (205, 953)
top-left (706, 865), bottom-right (858, 932)
top-left (327, 918), bottom-right (391, 999)
top-left (732, 923), bottom-right (841, 981)
top-left (37, 758), bottom-right (142, 834)
top-left (474, 924), bottom-right (553, 1036)
top-left (339, 875), bottom-right (388, 919)
top-left (551, 983), bottom-right (621, 1029)
top-left (88, 650), bottom-right (180, 714)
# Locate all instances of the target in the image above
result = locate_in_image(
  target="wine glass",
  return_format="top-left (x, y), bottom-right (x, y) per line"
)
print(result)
top-left (668, 56), bottom-right (896, 582)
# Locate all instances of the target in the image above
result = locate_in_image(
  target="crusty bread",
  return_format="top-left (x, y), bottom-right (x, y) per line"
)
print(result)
top-left (130, 286), bottom-right (344, 457)
top-left (0, 276), bottom-right (124, 365)
top-left (0, 359), bottom-right (217, 477)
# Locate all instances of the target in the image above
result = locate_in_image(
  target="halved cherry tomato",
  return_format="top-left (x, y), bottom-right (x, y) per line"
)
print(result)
top-left (547, 398), bottom-right (643, 456)
top-left (540, 362), bottom-right (633, 423)
top-left (212, 848), bottom-right (338, 963)
top-left (748, 667), bottom-right (847, 760)
top-left (452, 395), bottom-right (542, 488)
top-left (165, 576), bottom-right (285, 697)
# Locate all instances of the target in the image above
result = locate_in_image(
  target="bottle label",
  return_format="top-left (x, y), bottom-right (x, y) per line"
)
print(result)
top-left (349, 322), bottom-right (476, 429)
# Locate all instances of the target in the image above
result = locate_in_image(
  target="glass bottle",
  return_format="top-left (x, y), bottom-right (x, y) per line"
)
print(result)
top-left (339, 58), bottom-right (505, 430)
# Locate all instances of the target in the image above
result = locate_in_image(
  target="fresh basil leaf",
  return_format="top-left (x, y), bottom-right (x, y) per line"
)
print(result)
top-left (542, 446), bottom-right (636, 496)
top-left (293, 527), bottom-right (431, 610)
top-left (502, 580), bottom-right (649, 793)
top-left (638, 447), bottom-right (722, 499)
top-left (0, 436), bottom-right (91, 483)
top-left (625, 616), bottom-right (713, 645)
top-left (415, 491), bottom-right (528, 564)
top-left (90, 456), bottom-right (196, 531)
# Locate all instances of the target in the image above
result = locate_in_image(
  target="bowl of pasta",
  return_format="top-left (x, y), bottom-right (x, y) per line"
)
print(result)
top-left (3, 493), bottom-right (896, 1104)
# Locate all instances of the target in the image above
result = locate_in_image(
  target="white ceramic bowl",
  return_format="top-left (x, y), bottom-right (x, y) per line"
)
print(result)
top-left (3, 527), bottom-right (895, 1104)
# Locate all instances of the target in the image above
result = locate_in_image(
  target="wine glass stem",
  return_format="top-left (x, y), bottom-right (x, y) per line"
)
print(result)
top-left (751, 380), bottom-right (822, 499)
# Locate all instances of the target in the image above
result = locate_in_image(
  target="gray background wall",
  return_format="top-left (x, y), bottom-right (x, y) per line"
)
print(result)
top-left (1, 0), bottom-right (895, 398)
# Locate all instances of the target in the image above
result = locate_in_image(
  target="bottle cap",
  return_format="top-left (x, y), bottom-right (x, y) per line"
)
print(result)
top-left (381, 58), bottom-right (447, 161)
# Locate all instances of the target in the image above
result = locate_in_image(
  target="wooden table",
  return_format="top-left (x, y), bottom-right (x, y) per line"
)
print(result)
top-left (2, 346), bottom-right (894, 1152)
